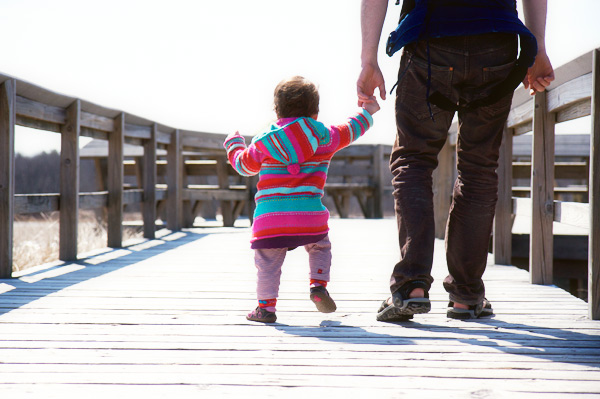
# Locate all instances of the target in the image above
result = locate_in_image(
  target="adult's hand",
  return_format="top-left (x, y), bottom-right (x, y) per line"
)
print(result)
top-left (357, 62), bottom-right (386, 107)
top-left (523, 50), bottom-right (554, 95)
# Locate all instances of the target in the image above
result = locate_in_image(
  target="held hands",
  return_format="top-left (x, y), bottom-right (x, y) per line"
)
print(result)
top-left (357, 62), bottom-right (386, 107)
top-left (362, 96), bottom-right (381, 115)
top-left (523, 50), bottom-right (555, 96)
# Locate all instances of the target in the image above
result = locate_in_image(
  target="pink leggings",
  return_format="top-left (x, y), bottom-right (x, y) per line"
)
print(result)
top-left (254, 235), bottom-right (332, 300)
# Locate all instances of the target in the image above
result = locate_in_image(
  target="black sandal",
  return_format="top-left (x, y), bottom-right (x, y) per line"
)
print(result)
top-left (447, 298), bottom-right (493, 320)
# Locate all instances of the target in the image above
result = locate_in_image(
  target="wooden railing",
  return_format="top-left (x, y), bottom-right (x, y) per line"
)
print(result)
top-left (434, 49), bottom-right (599, 319)
top-left (0, 72), bottom-right (252, 279)
top-left (2, 49), bottom-right (598, 318)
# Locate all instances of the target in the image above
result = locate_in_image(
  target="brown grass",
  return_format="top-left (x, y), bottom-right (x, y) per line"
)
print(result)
top-left (13, 211), bottom-right (144, 273)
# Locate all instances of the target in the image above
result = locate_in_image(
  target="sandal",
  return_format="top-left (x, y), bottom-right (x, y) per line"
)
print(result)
top-left (447, 298), bottom-right (493, 320)
top-left (246, 306), bottom-right (277, 323)
top-left (310, 286), bottom-right (337, 313)
top-left (376, 281), bottom-right (431, 322)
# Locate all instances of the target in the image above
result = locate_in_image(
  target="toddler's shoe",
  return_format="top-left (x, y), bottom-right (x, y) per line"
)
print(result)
top-left (310, 285), bottom-right (337, 313)
top-left (246, 306), bottom-right (277, 323)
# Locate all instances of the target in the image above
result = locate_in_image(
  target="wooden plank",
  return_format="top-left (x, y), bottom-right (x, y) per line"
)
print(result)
top-left (183, 188), bottom-right (247, 202)
top-left (166, 129), bottom-right (182, 230)
top-left (547, 73), bottom-right (592, 114)
top-left (432, 137), bottom-right (453, 238)
top-left (80, 111), bottom-right (114, 133)
top-left (14, 194), bottom-right (59, 214)
top-left (59, 100), bottom-right (80, 261)
top-left (142, 124), bottom-right (158, 239)
top-left (590, 48), bottom-right (600, 320)
top-left (15, 95), bottom-right (65, 125)
top-left (494, 127), bottom-right (513, 265)
top-left (107, 113), bottom-right (124, 248)
top-left (553, 201), bottom-right (589, 230)
top-left (529, 90), bottom-right (555, 285)
top-left (215, 155), bottom-right (234, 227)
top-left (0, 79), bottom-right (15, 278)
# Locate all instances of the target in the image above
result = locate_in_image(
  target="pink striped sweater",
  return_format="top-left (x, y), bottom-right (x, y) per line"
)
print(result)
top-left (224, 109), bottom-right (373, 248)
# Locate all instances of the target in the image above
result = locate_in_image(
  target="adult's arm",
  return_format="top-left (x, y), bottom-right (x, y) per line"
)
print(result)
top-left (357, 0), bottom-right (389, 106)
top-left (522, 0), bottom-right (554, 94)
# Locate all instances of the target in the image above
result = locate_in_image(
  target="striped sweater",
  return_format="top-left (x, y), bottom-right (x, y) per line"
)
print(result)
top-left (224, 109), bottom-right (373, 249)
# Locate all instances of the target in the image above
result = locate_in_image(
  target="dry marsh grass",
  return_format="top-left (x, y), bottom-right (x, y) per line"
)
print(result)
top-left (13, 211), bottom-right (144, 273)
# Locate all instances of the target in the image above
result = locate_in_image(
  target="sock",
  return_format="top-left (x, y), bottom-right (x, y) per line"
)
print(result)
top-left (258, 298), bottom-right (276, 313)
top-left (310, 279), bottom-right (328, 288)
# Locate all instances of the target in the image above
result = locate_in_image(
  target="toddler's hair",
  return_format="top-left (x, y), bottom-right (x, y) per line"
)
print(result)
top-left (274, 76), bottom-right (319, 119)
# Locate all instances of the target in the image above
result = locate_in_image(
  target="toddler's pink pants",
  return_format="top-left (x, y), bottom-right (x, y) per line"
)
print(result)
top-left (254, 235), bottom-right (332, 300)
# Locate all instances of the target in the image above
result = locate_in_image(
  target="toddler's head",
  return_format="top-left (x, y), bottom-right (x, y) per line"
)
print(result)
top-left (274, 76), bottom-right (319, 119)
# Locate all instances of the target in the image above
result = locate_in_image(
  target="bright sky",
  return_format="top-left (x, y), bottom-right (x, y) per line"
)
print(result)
top-left (2, 0), bottom-right (600, 156)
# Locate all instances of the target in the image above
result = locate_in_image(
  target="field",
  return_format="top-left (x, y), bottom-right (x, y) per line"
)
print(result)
top-left (13, 211), bottom-right (143, 273)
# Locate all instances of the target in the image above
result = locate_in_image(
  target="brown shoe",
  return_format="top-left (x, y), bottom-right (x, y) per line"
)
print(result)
top-left (310, 286), bottom-right (337, 313)
top-left (246, 306), bottom-right (277, 323)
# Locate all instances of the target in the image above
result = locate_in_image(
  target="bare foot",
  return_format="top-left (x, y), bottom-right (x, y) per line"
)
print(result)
top-left (387, 288), bottom-right (425, 305)
top-left (452, 301), bottom-right (469, 309)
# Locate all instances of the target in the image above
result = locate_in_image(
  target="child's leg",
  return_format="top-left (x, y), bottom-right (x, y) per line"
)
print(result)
top-left (305, 235), bottom-right (332, 286)
top-left (254, 247), bottom-right (287, 311)
top-left (305, 236), bottom-right (336, 313)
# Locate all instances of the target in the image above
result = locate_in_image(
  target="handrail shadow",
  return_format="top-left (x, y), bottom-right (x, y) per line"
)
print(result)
top-left (0, 230), bottom-right (211, 318)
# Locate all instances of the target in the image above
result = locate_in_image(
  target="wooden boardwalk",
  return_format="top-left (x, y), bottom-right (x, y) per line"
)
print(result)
top-left (1, 219), bottom-right (599, 398)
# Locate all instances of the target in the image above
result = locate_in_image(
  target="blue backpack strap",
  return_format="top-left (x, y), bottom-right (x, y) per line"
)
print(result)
top-left (387, 0), bottom-right (537, 112)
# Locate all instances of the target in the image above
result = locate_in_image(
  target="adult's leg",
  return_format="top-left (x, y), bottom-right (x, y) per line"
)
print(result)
top-left (443, 33), bottom-right (518, 306)
top-left (390, 42), bottom-right (456, 295)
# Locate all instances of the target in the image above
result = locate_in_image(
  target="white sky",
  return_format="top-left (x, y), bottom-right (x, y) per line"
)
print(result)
top-left (2, 0), bottom-right (600, 156)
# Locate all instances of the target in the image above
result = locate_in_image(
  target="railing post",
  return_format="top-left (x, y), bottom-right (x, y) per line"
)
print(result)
top-left (589, 48), bottom-right (600, 320)
top-left (216, 155), bottom-right (234, 227)
top-left (167, 129), bottom-right (182, 231)
top-left (0, 79), bottom-right (15, 278)
top-left (433, 137), bottom-right (453, 239)
top-left (372, 144), bottom-right (385, 219)
top-left (494, 126), bottom-right (514, 265)
top-left (142, 123), bottom-right (158, 238)
top-left (59, 100), bottom-right (80, 261)
top-left (107, 113), bottom-right (124, 247)
top-left (530, 90), bottom-right (555, 285)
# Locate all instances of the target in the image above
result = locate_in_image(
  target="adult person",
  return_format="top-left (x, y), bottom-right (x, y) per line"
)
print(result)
top-left (357, 0), bottom-right (555, 321)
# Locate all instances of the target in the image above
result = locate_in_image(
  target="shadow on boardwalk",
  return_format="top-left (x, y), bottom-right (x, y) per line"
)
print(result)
top-left (274, 318), bottom-right (600, 369)
top-left (0, 231), bottom-right (210, 318)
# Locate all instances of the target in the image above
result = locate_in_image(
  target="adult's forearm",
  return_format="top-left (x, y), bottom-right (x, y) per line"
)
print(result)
top-left (522, 0), bottom-right (548, 51)
top-left (360, 0), bottom-right (389, 65)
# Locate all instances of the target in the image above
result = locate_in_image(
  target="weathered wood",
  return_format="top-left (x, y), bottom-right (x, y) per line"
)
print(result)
top-left (432, 137), bottom-right (453, 238)
top-left (1, 219), bottom-right (600, 397)
top-left (216, 155), bottom-right (234, 227)
top-left (590, 48), bottom-right (600, 320)
top-left (59, 100), bottom-right (80, 261)
top-left (494, 126), bottom-right (513, 265)
top-left (529, 91), bottom-right (555, 285)
top-left (142, 124), bottom-right (157, 239)
top-left (167, 130), bottom-right (183, 231)
top-left (0, 79), bottom-right (15, 278)
top-left (107, 113), bottom-right (124, 248)
top-left (372, 145), bottom-right (385, 219)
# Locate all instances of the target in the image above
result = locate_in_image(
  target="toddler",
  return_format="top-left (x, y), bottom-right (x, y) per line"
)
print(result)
top-left (224, 76), bottom-right (379, 323)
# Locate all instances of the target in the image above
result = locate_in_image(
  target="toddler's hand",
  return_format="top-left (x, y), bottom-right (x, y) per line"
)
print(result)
top-left (225, 131), bottom-right (243, 142)
top-left (362, 96), bottom-right (380, 115)
top-left (224, 131), bottom-right (246, 150)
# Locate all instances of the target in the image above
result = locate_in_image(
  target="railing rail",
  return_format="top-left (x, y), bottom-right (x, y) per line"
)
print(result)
top-left (493, 49), bottom-right (598, 319)
top-left (0, 72), bottom-right (237, 278)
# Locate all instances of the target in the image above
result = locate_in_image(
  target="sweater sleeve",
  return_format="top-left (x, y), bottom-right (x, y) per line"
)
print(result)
top-left (223, 133), bottom-right (264, 177)
top-left (329, 109), bottom-right (374, 152)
